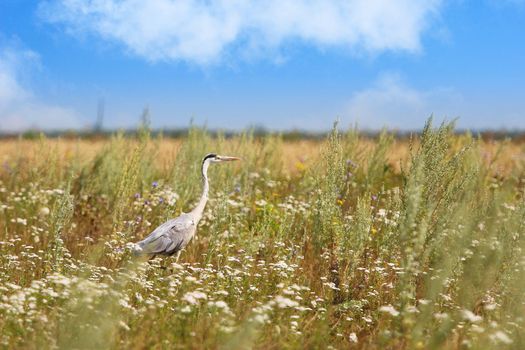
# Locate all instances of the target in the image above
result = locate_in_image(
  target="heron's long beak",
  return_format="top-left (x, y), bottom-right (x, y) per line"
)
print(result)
top-left (220, 156), bottom-right (241, 162)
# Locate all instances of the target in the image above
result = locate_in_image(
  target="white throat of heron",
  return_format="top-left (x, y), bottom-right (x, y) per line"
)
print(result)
top-left (190, 158), bottom-right (211, 222)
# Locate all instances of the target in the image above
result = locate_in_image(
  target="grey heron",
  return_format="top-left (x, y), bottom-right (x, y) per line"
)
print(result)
top-left (130, 153), bottom-right (240, 261)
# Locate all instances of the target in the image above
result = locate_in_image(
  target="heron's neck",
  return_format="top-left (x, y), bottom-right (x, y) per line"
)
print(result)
top-left (190, 160), bottom-right (210, 222)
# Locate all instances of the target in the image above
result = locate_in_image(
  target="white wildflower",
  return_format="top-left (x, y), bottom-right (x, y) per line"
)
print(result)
top-left (16, 218), bottom-right (27, 225)
top-left (39, 207), bottom-right (50, 216)
top-left (275, 295), bottom-right (299, 308)
top-left (255, 199), bottom-right (268, 206)
top-left (490, 331), bottom-right (513, 345)
top-left (379, 305), bottom-right (400, 317)
top-left (185, 276), bottom-right (197, 282)
top-left (484, 303), bottom-right (497, 311)
top-left (349, 332), bottom-right (358, 343)
top-left (208, 300), bottom-right (229, 311)
top-left (252, 313), bottom-right (269, 324)
top-left (227, 256), bottom-right (241, 263)
top-left (180, 305), bottom-right (192, 313)
top-left (182, 291), bottom-right (207, 305)
top-left (362, 316), bottom-right (372, 323)
top-left (461, 310), bottom-right (482, 323)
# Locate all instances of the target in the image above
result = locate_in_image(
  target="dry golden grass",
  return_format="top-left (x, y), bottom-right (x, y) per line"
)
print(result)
top-left (1, 137), bottom-right (523, 176)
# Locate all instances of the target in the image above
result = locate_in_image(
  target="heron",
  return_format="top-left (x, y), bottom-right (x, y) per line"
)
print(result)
top-left (130, 153), bottom-right (240, 261)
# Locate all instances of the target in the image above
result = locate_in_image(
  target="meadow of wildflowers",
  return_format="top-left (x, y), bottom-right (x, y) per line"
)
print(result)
top-left (0, 120), bottom-right (524, 349)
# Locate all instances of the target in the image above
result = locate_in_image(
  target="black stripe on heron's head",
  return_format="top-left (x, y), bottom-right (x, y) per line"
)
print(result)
top-left (202, 153), bottom-right (217, 163)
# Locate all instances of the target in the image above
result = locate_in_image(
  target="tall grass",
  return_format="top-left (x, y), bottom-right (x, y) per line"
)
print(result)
top-left (0, 120), bottom-right (523, 349)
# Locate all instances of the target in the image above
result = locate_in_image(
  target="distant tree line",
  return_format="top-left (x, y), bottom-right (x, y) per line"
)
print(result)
top-left (2, 127), bottom-right (525, 142)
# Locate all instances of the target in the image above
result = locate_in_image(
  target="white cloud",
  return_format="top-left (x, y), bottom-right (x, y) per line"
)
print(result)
top-left (345, 74), bottom-right (463, 130)
top-left (39, 0), bottom-right (443, 64)
top-left (0, 44), bottom-right (81, 132)
top-left (344, 74), bottom-right (525, 130)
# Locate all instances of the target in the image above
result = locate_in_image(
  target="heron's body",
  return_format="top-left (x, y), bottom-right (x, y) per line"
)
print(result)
top-left (132, 214), bottom-right (197, 257)
top-left (130, 153), bottom-right (239, 260)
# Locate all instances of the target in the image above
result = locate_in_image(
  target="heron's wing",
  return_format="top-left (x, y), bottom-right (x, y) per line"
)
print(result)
top-left (136, 215), bottom-right (195, 255)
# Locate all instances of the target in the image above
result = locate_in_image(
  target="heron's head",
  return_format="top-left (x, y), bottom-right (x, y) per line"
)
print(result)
top-left (203, 153), bottom-right (241, 164)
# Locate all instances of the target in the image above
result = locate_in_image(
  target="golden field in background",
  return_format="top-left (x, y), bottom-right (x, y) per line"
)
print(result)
top-left (1, 135), bottom-right (523, 176)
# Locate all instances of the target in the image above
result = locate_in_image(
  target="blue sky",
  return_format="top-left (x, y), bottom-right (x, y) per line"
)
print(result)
top-left (0, 0), bottom-right (524, 132)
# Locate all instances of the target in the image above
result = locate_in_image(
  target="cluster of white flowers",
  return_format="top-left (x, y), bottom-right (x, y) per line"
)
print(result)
top-left (182, 290), bottom-right (207, 305)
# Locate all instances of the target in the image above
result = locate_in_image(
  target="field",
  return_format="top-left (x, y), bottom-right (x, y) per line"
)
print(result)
top-left (1, 121), bottom-right (524, 349)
